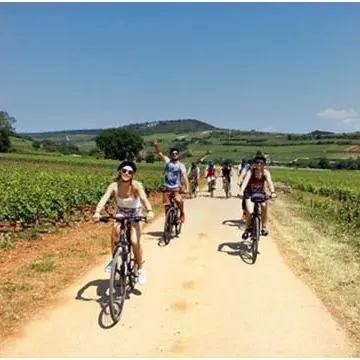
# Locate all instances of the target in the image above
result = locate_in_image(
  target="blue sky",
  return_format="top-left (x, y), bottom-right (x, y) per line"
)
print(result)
top-left (1, 3), bottom-right (360, 133)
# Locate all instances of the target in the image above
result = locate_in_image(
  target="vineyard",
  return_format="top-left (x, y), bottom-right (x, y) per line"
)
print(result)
top-left (0, 161), bottom-right (163, 234)
top-left (272, 168), bottom-right (360, 249)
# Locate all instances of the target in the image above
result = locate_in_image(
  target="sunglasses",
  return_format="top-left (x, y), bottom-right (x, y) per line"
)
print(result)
top-left (121, 168), bottom-right (134, 175)
top-left (171, 151), bottom-right (179, 156)
top-left (256, 161), bottom-right (264, 165)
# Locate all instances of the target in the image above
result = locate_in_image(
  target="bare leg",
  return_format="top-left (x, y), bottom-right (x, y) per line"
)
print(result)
top-left (130, 223), bottom-right (143, 269)
top-left (245, 198), bottom-right (254, 229)
top-left (111, 224), bottom-right (121, 254)
top-left (261, 202), bottom-right (268, 228)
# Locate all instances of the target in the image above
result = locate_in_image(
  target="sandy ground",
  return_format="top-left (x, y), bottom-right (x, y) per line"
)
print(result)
top-left (0, 176), bottom-right (353, 357)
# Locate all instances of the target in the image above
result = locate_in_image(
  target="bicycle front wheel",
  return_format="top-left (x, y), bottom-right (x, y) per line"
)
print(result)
top-left (251, 216), bottom-right (261, 264)
top-left (175, 208), bottom-right (182, 236)
top-left (163, 208), bottom-right (173, 245)
top-left (109, 247), bottom-right (126, 323)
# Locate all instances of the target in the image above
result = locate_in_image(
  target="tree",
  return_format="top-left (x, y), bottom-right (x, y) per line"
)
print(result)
top-left (0, 110), bottom-right (16, 153)
top-left (0, 128), bottom-right (11, 152)
top-left (145, 152), bottom-right (156, 163)
top-left (318, 157), bottom-right (330, 169)
top-left (0, 111), bottom-right (16, 134)
top-left (95, 128), bottom-right (144, 161)
top-left (32, 141), bottom-right (41, 149)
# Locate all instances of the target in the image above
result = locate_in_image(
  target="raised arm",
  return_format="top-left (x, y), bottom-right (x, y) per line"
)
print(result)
top-left (94, 182), bottom-right (116, 218)
top-left (153, 139), bottom-right (167, 162)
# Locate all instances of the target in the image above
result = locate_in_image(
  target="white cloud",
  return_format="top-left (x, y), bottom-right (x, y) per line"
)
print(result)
top-left (317, 107), bottom-right (358, 120)
top-left (341, 118), bottom-right (357, 124)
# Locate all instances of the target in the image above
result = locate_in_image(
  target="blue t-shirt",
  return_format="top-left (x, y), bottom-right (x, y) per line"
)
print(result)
top-left (240, 163), bottom-right (248, 173)
top-left (164, 156), bottom-right (186, 188)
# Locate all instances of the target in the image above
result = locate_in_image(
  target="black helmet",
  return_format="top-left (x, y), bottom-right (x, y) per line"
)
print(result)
top-left (117, 160), bottom-right (137, 173)
top-left (254, 154), bottom-right (266, 164)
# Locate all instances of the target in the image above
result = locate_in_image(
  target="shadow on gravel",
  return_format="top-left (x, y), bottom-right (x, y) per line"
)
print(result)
top-left (144, 231), bottom-right (168, 247)
top-left (144, 231), bottom-right (163, 240)
top-left (217, 241), bottom-right (256, 265)
top-left (222, 219), bottom-right (245, 228)
top-left (75, 279), bottom-right (142, 329)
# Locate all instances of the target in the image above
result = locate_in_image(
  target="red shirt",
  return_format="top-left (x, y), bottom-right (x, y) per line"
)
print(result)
top-left (206, 167), bottom-right (216, 176)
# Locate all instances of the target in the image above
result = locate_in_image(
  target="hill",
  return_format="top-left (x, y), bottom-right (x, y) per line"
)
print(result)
top-left (19, 119), bottom-right (216, 141)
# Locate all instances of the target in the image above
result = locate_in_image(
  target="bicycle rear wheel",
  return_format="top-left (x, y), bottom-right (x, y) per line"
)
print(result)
top-left (109, 246), bottom-right (126, 323)
top-left (251, 216), bottom-right (260, 264)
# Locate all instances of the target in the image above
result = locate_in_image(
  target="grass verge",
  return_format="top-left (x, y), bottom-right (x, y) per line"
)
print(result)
top-left (270, 195), bottom-right (360, 356)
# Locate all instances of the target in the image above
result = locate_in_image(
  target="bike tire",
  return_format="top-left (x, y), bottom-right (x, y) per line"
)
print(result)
top-left (163, 208), bottom-right (173, 245)
top-left (175, 208), bottom-right (182, 236)
top-left (109, 246), bottom-right (126, 323)
top-left (251, 216), bottom-right (260, 264)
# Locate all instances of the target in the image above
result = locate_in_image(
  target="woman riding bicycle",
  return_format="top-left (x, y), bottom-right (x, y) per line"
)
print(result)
top-left (93, 161), bottom-right (154, 285)
top-left (239, 154), bottom-right (276, 239)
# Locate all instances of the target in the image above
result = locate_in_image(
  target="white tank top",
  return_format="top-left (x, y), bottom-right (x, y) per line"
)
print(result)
top-left (114, 185), bottom-right (141, 209)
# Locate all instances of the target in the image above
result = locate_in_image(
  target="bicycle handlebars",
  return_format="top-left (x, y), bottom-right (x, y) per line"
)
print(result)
top-left (99, 215), bottom-right (148, 223)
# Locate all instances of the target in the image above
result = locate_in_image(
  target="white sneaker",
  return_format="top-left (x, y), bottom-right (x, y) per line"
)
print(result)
top-left (138, 269), bottom-right (147, 285)
top-left (104, 259), bottom-right (113, 273)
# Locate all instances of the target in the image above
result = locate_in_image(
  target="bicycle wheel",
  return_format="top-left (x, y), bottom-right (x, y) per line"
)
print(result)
top-left (174, 207), bottom-right (182, 236)
top-left (109, 246), bottom-right (126, 323)
top-left (163, 208), bottom-right (173, 245)
top-left (251, 216), bottom-right (261, 264)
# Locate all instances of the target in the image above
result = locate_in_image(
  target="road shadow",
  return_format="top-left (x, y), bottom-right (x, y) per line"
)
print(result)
top-left (75, 278), bottom-right (142, 329)
top-left (222, 219), bottom-right (245, 228)
top-left (144, 231), bottom-right (169, 247)
top-left (144, 231), bottom-right (163, 240)
top-left (217, 241), bottom-right (256, 265)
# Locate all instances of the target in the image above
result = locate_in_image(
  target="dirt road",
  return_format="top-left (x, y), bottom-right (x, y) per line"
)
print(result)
top-left (0, 177), bottom-right (353, 357)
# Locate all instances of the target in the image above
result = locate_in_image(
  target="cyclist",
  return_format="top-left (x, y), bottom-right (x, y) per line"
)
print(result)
top-left (238, 159), bottom-right (248, 177)
top-left (221, 161), bottom-right (232, 195)
top-left (204, 161), bottom-right (217, 192)
top-left (239, 154), bottom-right (276, 239)
top-left (187, 162), bottom-right (200, 195)
top-left (154, 140), bottom-right (189, 223)
top-left (93, 161), bottom-right (154, 285)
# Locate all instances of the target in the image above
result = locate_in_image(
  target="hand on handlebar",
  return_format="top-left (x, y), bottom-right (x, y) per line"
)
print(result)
top-left (93, 213), bottom-right (101, 222)
top-left (270, 192), bottom-right (277, 199)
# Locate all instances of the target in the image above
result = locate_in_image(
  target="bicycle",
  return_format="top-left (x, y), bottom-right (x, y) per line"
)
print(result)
top-left (207, 176), bottom-right (216, 198)
top-left (243, 192), bottom-right (270, 264)
top-left (163, 189), bottom-right (183, 245)
top-left (99, 214), bottom-right (147, 323)
top-left (222, 176), bottom-right (231, 199)
top-left (189, 178), bottom-right (198, 199)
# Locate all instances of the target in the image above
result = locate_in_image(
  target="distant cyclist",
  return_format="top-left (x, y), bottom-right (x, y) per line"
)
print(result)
top-left (221, 161), bottom-right (232, 195)
top-left (93, 161), bottom-right (154, 284)
top-left (153, 140), bottom-right (189, 223)
top-left (239, 154), bottom-right (276, 239)
top-left (187, 162), bottom-right (200, 194)
top-left (204, 161), bottom-right (217, 192)
top-left (238, 159), bottom-right (248, 177)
